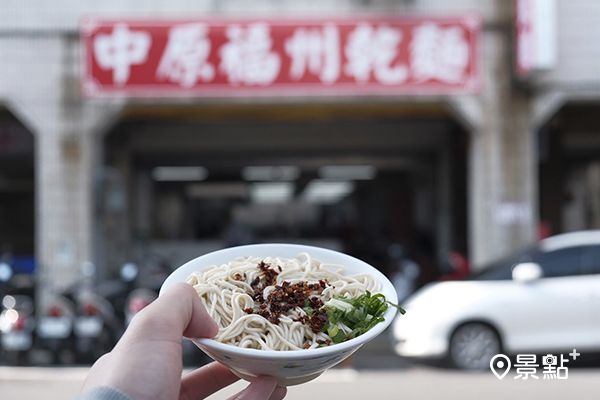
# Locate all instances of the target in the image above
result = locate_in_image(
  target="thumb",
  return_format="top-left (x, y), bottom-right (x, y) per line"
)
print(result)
top-left (180, 282), bottom-right (218, 338)
top-left (125, 282), bottom-right (218, 344)
top-left (81, 283), bottom-right (217, 399)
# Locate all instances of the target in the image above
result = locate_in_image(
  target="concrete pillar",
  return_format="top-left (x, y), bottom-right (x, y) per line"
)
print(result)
top-left (35, 107), bottom-right (124, 302)
top-left (35, 122), bottom-right (92, 295)
top-left (0, 35), bottom-right (125, 308)
top-left (462, 3), bottom-right (538, 269)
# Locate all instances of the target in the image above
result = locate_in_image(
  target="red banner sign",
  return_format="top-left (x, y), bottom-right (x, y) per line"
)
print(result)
top-left (81, 16), bottom-right (481, 98)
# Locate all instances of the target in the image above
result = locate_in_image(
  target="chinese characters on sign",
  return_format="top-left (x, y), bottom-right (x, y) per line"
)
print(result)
top-left (490, 350), bottom-right (580, 380)
top-left (514, 0), bottom-right (557, 77)
top-left (93, 24), bottom-right (152, 86)
top-left (156, 23), bottom-right (215, 87)
top-left (81, 17), bottom-right (481, 97)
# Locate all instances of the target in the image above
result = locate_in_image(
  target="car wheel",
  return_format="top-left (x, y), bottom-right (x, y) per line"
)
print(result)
top-left (449, 322), bottom-right (501, 371)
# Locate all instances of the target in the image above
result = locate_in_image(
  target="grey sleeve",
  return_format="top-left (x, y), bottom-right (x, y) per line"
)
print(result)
top-left (72, 386), bottom-right (133, 400)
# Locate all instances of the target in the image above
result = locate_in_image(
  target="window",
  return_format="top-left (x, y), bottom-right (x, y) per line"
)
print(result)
top-left (584, 245), bottom-right (600, 275)
top-left (470, 249), bottom-right (536, 281)
top-left (533, 247), bottom-right (585, 278)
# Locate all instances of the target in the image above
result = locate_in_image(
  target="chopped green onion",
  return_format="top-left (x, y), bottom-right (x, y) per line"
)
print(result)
top-left (326, 298), bottom-right (354, 313)
top-left (386, 301), bottom-right (407, 315)
top-left (318, 291), bottom-right (406, 345)
top-left (327, 325), bottom-right (339, 337)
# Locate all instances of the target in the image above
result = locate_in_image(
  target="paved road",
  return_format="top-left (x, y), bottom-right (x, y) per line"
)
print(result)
top-left (2, 334), bottom-right (600, 399)
top-left (2, 363), bottom-right (599, 400)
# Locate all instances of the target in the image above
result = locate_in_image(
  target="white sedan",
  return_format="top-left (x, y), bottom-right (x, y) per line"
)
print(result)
top-left (392, 230), bottom-right (600, 370)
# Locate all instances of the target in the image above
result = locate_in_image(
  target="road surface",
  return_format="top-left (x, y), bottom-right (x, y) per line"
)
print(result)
top-left (2, 334), bottom-right (599, 399)
top-left (1, 363), bottom-right (599, 400)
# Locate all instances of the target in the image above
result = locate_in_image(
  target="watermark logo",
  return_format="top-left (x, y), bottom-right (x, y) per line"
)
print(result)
top-left (490, 354), bottom-right (511, 380)
top-left (490, 349), bottom-right (580, 380)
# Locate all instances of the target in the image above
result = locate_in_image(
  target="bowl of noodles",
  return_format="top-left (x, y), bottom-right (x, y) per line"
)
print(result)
top-left (160, 243), bottom-right (399, 386)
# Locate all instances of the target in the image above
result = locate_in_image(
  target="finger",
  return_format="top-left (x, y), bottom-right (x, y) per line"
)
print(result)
top-left (269, 386), bottom-right (287, 400)
top-left (180, 362), bottom-right (239, 400)
top-left (123, 282), bottom-right (218, 346)
top-left (180, 283), bottom-right (219, 339)
top-left (82, 283), bottom-right (219, 400)
top-left (226, 375), bottom-right (283, 400)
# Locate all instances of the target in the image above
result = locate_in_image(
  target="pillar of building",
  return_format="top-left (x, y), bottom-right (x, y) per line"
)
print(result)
top-left (35, 105), bottom-right (123, 307)
top-left (0, 34), bottom-right (124, 308)
top-left (461, 3), bottom-right (538, 269)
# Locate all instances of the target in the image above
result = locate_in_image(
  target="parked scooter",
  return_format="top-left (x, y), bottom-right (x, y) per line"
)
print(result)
top-left (74, 289), bottom-right (118, 363)
top-left (94, 261), bottom-right (151, 339)
top-left (106, 258), bottom-right (164, 327)
top-left (124, 288), bottom-right (157, 327)
top-left (0, 258), bottom-right (36, 365)
top-left (0, 294), bottom-right (35, 365)
top-left (64, 262), bottom-right (122, 364)
top-left (36, 294), bottom-right (76, 364)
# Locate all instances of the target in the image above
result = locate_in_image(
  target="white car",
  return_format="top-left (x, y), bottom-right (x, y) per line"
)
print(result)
top-left (392, 230), bottom-right (600, 370)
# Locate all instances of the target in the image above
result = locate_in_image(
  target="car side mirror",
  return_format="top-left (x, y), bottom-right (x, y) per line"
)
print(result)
top-left (512, 262), bottom-right (543, 283)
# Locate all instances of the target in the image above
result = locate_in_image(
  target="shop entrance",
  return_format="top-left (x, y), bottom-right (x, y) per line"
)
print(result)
top-left (100, 102), bottom-right (468, 289)
top-left (540, 102), bottom-right (600, 235)
top-left (0, 108), bottom-right (36, 274)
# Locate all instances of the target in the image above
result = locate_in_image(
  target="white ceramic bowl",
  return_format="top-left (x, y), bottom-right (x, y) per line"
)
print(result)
top-left (160, 243), bottom-right (398, 386)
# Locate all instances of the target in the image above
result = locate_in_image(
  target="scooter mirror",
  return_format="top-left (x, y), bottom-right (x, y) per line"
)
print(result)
top-left (0, 262), bottom-right (12, 282)
top-left (81, 261), bottom-right (96, 277)
top-left (120, 262), bottom-right (139, 283)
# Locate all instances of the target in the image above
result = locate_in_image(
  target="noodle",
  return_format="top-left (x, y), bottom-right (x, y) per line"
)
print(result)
top-left (186, 253), bottom-right (379, 351)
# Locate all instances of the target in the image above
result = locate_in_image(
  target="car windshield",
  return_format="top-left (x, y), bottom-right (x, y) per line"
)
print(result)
top-left (465, 248), bottom-right (537, 281)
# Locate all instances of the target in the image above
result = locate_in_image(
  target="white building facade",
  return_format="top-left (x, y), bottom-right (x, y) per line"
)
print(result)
top-left (1, 0), bottom-right (598, 305)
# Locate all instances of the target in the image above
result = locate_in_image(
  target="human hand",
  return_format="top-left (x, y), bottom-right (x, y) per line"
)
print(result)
top-left (80, 282), bottom-right (287, 400)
